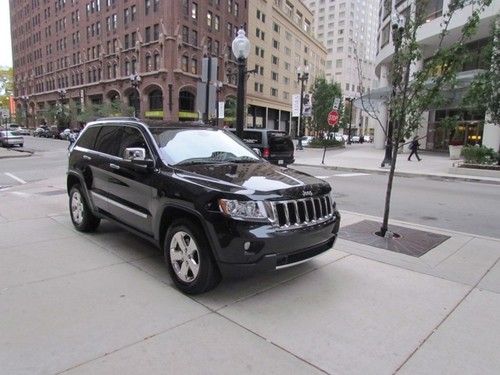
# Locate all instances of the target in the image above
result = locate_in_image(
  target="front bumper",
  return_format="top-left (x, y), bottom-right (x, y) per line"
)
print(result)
top-left (208, 210), bottom-right (340, 277)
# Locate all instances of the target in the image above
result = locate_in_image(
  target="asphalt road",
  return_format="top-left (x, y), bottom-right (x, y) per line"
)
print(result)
top-left (292, 165), bottom-right (500, 239)
top-left (2, 138), bottom-right (499, 238)
top-left (0, 136), bottom-right (69, 188)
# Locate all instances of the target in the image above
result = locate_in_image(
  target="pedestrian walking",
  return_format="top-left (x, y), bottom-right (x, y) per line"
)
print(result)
top-left (297, 132), bottom-right (304, 150)
top-left (408, 136), bottom-right (422, 161)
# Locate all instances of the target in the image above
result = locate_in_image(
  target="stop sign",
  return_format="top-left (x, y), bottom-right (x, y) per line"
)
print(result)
top-left (328, 110), bottom-right (339, 126)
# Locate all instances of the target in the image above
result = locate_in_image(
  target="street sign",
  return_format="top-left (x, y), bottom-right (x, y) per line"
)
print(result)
top-left (332, 98), bottom-right (341, 110)
top-left (292, 94), bottom-right (301, 117)
top-left (328, 110), bottom-right (339, 126)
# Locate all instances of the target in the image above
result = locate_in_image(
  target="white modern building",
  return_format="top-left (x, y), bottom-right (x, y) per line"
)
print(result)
top-left (372, 0), bottom-right (500, 151)
top-left (308, 0), bottom-right (379, 136)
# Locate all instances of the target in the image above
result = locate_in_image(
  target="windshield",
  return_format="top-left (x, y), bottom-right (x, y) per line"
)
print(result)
top-left (150, 128), bottom-right (261, 166)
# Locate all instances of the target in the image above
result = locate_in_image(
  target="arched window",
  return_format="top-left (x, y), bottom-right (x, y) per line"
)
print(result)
top-left (179, 90), bottom-right (195, 112)
top-left (149, 89), bottom-right (163, 111)
top-left (154, 53), bottom-right (160, 70)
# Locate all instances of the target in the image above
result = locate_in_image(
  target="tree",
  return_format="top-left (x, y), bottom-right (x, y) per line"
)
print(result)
top-left (0, 67), bottom-right (13, 109)
top-left (463, 14), bottom-right (500, 126)
top-left (356, 0), bottom-right (493, 237)
top-left (310, 77), bottom-right (342, 136)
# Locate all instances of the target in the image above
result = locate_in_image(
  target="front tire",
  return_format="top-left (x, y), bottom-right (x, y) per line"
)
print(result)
top-left (69, 184), bottom-right (100, 232)
top-left (164, 219), bottom-right (220, 294)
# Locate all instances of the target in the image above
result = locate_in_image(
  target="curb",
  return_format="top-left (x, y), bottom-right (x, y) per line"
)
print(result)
top-left (0, 149), bottom-right (34, 159)
top-left (293, 163), bottom-right (500, 185)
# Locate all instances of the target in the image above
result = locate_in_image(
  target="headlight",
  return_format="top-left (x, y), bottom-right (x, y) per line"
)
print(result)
top-left (218, 199), bottom-right (269, 220)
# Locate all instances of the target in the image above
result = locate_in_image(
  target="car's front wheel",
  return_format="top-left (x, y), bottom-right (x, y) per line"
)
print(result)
top-left (164, 219), bottom-right (220, 294)
top-left (69, 184), bottom-right (100, 232)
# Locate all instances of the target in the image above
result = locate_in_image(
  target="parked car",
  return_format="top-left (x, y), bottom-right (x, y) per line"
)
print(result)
top-left (0, 130), bottom-right (24, 147)
top-left (351, 135), bottom-right (360, 143)
top-left (33, 127), bottom-right (50, 137)
top-left (301, 135), bottom-right (315, 147)
top-left (363, 135), bottom-right (373, 143)
top-left (15, 127), bottom-right (31, 136)
top-left (229, 128), bottom-right (295, 166)
top-left (67, 118), bottom-right (340, 294)
top-left (60, 128), bottom-right (72, 140)
top-left (5, 123), bottom-right (20, 131)
top-left (47, 125), bottom-right (61, 139)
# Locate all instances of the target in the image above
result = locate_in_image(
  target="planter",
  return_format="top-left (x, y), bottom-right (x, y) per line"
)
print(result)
top-left (448, 145), bottom-right (463, 160)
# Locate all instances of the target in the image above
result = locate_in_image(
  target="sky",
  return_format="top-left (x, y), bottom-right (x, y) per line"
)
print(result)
top-left (0, 0), bottom-right (13, 67)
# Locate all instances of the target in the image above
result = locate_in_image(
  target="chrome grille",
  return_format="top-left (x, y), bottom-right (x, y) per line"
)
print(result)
top-left (270, 194), bottom-right (334, 229)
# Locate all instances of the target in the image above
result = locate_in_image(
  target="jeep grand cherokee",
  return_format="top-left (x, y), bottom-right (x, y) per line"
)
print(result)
top-left (67, 118), bottom-right (340, 294)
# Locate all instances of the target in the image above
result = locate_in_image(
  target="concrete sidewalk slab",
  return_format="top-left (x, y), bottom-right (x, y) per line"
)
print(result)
top-left (0, 263), bottom-right (209, 375)
top-left (129, 250), bottom-right (349, 311)
top-left (0, 236), bottom-right (124, 289)
top-left (219, 256), bottom-right (470, 375)
top-left (0, 217), bottom-right (76, 249)
top-left (64, 313), bottom-right (325, 375)
top-left (398, 289), bottom-right (500, 375)
top-left (335, 211), bottom-right (500, 288)
top-left (0, 147), bottom-right (32, 159)
top-left (294, 145), bottom-right (500, 184)
top-left (478, 260), bottom-right (500, 294)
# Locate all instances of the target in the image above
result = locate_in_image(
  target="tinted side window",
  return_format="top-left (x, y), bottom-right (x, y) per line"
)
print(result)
top-left (241, 131), bottom-right (262, 144)
top-left (94, 126), bottom-right (122, 157)
top-left (118, 127), bottom-right (151, 159)
top-left (75, 126), bottom-right (100, 150)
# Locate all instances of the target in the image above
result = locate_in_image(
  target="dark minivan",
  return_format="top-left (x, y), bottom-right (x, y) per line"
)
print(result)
top-left (230, 128), bottom-right (295, 166)
top-left (67, 119), bottom-right (339, 294)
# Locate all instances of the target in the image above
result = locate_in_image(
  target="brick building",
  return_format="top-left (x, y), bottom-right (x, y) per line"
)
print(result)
top-left (10, 0), bottom-right (247, 127)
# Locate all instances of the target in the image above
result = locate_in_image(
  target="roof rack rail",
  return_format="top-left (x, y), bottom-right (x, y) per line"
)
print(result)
top-left (95, 117), bottom-right (141, 121)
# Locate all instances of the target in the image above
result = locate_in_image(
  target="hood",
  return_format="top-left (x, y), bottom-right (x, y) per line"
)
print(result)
top-left (173, 162), bottom-right (330, 198)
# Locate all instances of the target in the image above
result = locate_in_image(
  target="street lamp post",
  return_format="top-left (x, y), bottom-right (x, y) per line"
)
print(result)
top-left (296, 66), bottom-right (309, 150)
top-left (232, 28), bottom-right (251, 139)
top-left (56, 89), bottom-right (67, 129)
top-left (381, 12), bottom-right (405, 167)
top-left (20, 95), bottom-right (29, 128)
top-left (215, 81), bottom-right (223, 127)
top-left (345, 97), bottom-right (354, 145)
top-left (129, 73), bottom-right (141, 118)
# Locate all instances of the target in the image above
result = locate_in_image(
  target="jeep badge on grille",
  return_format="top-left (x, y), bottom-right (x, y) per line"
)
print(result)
top-left (302, 190), bottom-right (313, 197)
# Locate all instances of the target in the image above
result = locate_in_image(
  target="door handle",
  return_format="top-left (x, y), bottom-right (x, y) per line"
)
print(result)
top-left (83, 155), bottom-right (91, 160)
top-left (109, 163), bottom-right (120, 170)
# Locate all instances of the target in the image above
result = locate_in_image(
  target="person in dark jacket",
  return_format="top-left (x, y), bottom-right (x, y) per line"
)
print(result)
top-left (408, 136), bottom-right (422, 161)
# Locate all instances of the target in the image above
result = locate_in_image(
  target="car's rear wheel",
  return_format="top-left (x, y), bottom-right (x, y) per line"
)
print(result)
top-left (69, 184), bottom-right (100, 232)
top-left (164, 219), bottom-right (220, 294)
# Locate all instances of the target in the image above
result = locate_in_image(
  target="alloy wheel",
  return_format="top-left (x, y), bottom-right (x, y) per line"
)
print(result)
top-left (170, 231), bottom-right (200, 283)
top-left (71, 190), bottom-right (84, 225)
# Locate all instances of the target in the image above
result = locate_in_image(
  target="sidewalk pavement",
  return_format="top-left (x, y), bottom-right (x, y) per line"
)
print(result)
top-left (294, 143), bottom-right (500, 184)
top-left (0, 147), bottom-right (32, 159)
top-left (0, 175), bottom-right (499, 374)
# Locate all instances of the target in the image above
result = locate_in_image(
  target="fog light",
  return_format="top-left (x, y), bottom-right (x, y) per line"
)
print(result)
top-left (244, 242), bottom-right (250, 251)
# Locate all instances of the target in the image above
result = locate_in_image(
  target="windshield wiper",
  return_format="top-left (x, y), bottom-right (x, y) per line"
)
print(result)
top-left (175, 159), bottom-right (230, 166)
top-left (225, 158), bottom-right (260, 163)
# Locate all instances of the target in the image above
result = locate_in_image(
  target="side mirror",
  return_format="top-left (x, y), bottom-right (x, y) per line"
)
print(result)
top-left (252, 148), bottom-right (262, 156)
top-left (124, 147), bottom-right (146, 161)
top-left (123, 147), bottom-right (154, 171)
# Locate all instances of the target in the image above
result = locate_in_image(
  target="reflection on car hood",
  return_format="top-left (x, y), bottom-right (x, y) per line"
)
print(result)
top-left (173, 162), bottom-right (330, 197)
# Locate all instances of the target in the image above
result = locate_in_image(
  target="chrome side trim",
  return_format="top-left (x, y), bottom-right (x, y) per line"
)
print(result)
top-left (91, 192), bottom-right (148, 219)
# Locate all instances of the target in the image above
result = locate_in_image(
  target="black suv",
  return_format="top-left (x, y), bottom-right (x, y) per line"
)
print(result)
top-left (67, 119), bottom-right (340, 294)
top-left (229, 128), bottom-right (295, 167)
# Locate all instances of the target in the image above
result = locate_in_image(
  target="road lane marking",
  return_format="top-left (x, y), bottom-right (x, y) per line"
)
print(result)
top-left (335, 173), bottom-right (371, 177)
top-left (314, 173), bottom-right (371, 179)
top-left (4, 173), bottom-right (27, 184)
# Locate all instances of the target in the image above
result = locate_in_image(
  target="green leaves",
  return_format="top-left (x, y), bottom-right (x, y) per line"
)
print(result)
top-left (310, 76), bottom-right (342, 134)
top-left (0, 67), bottom-right (13, 109)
